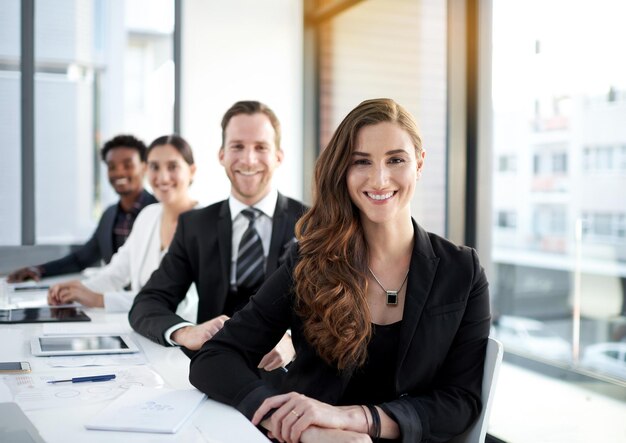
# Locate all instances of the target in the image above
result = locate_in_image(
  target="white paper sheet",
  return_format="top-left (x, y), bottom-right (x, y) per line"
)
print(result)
top-left (6, 290), bottom-right (48, 308)
top-left (85, 387), bottom-right (206, 434)
top-left (5, 288), bottom-right (79, 308)
top-left (44, 352), bottom-right (149, 367)
top-left (0, 365), bottom-right (165, 410)
top-left (42, 321), bottom-right (132, 336)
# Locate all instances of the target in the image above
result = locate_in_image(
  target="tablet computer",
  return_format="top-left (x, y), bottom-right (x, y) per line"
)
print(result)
top-left (0, 307), bottom-right (91, 324)
top-left (30, 334), bottom-right (139, 356)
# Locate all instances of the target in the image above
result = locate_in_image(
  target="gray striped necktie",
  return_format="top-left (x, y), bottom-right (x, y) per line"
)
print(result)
top-left (236, 208), bottom-right (265, 291)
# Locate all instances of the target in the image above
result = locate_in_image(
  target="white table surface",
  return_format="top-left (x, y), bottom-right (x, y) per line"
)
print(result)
top-left (0, 280), bottom-right (269, 443)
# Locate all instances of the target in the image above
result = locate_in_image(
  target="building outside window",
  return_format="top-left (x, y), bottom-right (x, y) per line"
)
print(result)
top-left (552, 152), bottom-right (567, 174)
top-left (497, 210), bottom-right (517, 229)
top-left (498, 154), bottom-right (517, 172)
top-left (489, 0), bottom-right (626, 386)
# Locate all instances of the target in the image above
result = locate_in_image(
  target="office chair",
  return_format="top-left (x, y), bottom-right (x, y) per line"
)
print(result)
top-left (449, 337), bottom-right (504, 443)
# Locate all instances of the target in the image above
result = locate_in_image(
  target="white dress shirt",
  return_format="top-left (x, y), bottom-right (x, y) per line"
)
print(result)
top-left (228, 189), bottom-right (277, 285)
top-left (82, 203), bottom-right (199, 322)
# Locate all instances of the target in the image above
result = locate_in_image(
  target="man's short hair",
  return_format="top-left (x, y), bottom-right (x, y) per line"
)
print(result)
top-left (220, 101), bottom-right (281, 151)
top-left (100, 134), bottom-right (148, 162)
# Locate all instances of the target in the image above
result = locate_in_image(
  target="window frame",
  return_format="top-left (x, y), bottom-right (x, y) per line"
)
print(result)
top-left (10, 0), bottom-right (181, 248)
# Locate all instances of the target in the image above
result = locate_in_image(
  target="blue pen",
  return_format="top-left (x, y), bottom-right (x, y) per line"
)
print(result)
top-left (47, 374), bottom-right (116, 384)
top-left (13, 285), bottom-right (50, 291)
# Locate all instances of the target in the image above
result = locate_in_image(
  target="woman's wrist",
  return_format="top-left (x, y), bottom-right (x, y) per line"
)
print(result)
top-left (339, 405), bottom-right (370, 434)
top-left (360, 405), bottom-right (371, 436)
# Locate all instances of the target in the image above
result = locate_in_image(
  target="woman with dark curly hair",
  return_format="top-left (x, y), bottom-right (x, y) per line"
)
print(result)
top-left (190, 98), bottom-right (491, 443)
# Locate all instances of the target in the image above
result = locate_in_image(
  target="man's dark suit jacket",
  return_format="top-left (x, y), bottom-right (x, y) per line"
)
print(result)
top-left (41, 190), bottom-right (157, 277)
top-left (189, 221), bottom-right (491, 443)
top-left (129, 193), bottom-right (307, 346)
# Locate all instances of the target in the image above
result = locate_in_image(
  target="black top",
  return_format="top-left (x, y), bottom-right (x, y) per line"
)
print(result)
top-left (112, 190), bottom-right (154, 252)
top-left (189, 220), bottom-right (491, 443)
top-left (341, 321), bottom-right (402, 406)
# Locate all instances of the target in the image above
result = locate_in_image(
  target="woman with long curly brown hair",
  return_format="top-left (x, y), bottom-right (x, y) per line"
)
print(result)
top-left (190, 98), bottom-right (491, 443)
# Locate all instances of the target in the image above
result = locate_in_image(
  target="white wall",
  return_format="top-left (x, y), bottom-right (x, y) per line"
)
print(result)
top-left (181, 0), bottom-right (304, 205)
top-left (324, 0), bottom-right (447, 235)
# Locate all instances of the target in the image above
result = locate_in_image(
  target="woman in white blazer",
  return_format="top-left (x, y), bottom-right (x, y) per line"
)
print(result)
top-left (48, 135), bottom-right (199, 321)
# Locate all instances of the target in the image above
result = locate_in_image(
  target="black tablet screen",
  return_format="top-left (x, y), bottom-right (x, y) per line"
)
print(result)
top-left (0, 307), bottom-right (91, 323)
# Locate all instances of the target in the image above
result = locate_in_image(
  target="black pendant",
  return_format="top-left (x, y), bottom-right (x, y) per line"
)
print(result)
top-left (386, 290), bottom-right (398, 305)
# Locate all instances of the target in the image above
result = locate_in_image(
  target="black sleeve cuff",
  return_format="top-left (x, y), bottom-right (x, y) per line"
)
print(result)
top-left (379, 397), bottom-right (424, 443)
top-left (236, 383), bottom-right (281, 420)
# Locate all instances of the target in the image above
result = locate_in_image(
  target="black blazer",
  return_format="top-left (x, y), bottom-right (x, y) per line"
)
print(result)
top-left (129, 193), bottom-right (308, 346)
top-left (189, 221), bottom-right (491, 443)
top-left (41, 190), bottom-right (157, 277)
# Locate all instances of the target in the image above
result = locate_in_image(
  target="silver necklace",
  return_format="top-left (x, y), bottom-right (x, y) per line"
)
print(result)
top-left (368, 267), bottom-right (409, 305)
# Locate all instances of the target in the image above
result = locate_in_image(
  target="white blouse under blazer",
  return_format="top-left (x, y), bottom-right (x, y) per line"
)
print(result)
top-left (83, 203), bottom-right (199, 321)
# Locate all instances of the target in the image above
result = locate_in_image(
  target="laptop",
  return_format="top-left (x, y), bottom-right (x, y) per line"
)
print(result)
top-left (0, 402), bottom-right (46, 443)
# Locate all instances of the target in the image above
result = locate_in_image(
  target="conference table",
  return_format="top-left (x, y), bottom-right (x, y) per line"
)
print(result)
top-left (0, 279), bottom-right (269, 443)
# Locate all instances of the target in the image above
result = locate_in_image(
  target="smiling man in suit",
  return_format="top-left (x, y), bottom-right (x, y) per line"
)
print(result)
top-left (7, 135), bottom-right (157, 283)
top-left (129, 101), bottom-right (307, 371)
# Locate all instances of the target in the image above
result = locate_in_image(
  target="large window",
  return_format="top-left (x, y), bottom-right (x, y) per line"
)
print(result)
top-left (0, 0), bottom-right (174, 248)
top-left (314, 0), bottom-right (448, 235)
top-left (0, 0), bottom-right (21, 245)
top-left (489, 0), bottom-right (626, 384)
